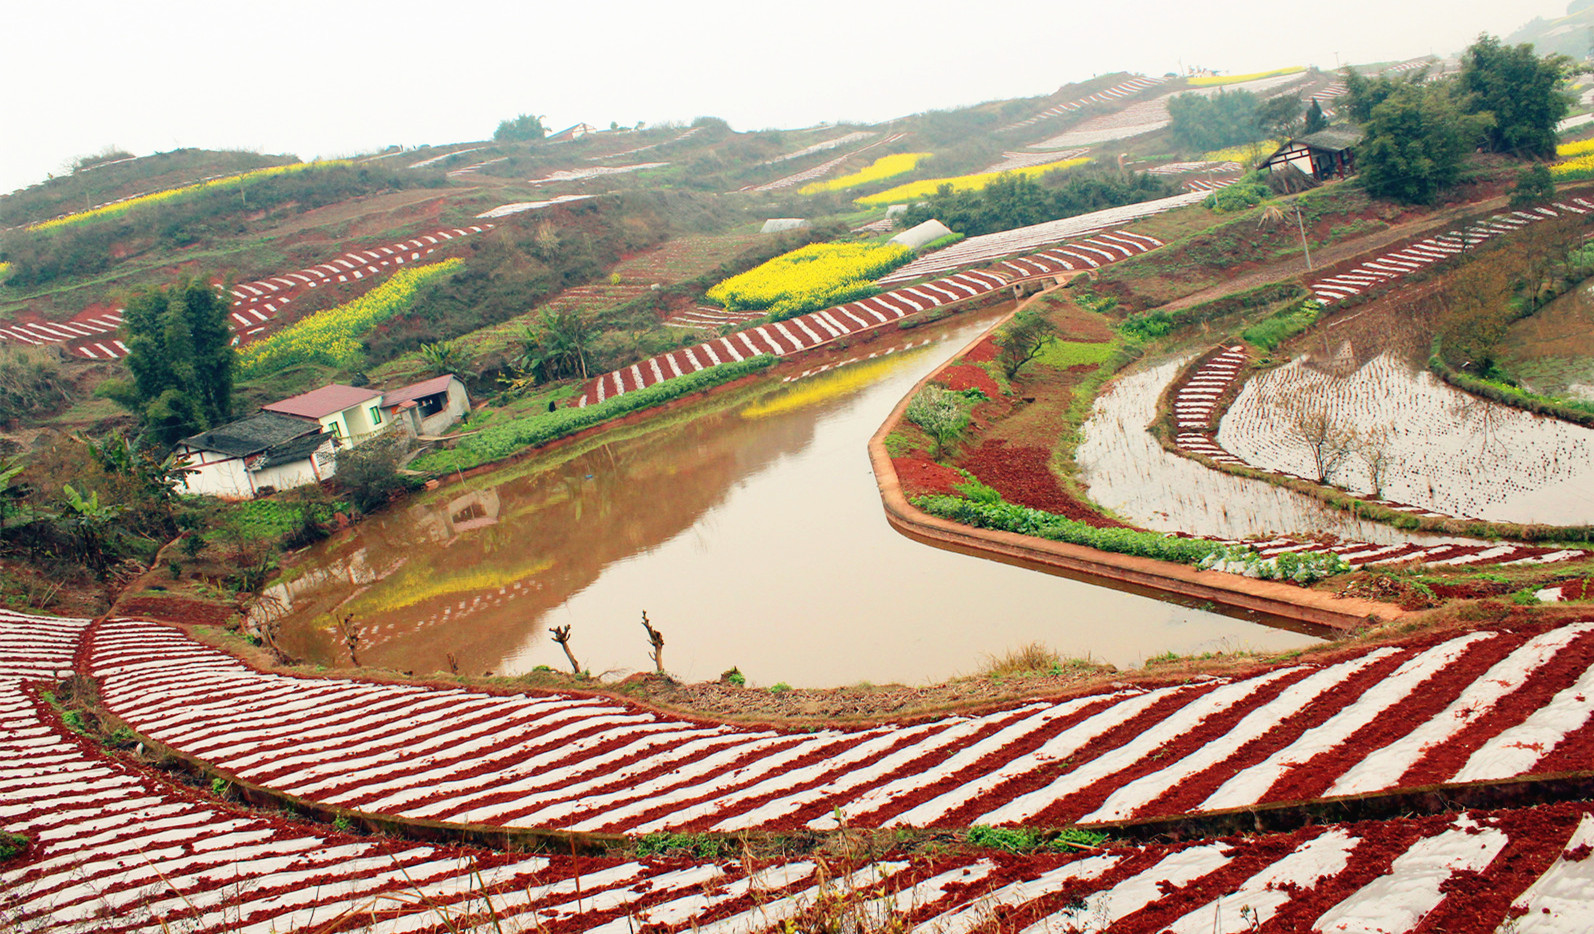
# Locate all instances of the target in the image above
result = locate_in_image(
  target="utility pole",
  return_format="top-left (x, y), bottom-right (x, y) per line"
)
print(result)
top-left (1295, 205), bottom-right (1314, 271)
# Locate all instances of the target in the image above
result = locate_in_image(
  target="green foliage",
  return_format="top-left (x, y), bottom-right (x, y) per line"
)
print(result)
top-left (914, 491), bottom-right (1347, 582)
top-left (905, 384), bottom-right (974, 458)
top-left (1241, 298), bottom-right (1322, 351)
top-left (900, 170), bottom-right (1176, 238)
top-left (413, 355), bottom-right (777, 473)
top-left (1304, 99), bottom-right (1328, 135)
top-left (1119, 310), bottom-right (1173, 342)
top-left (769, 682), bottom-right (791, 693)
top-left (1348, 70), bottom-right (1490, 204)
top-left (494, 113), bottom-right (547, 142)
top-left (99, 278), bottom-right (236, 447)
top-left (210, 777), bottom-right (229, 798)
top-left (1203, 175), bottom-right (1272, 213)
top-left (335, 431), bottom-right (414, 515)
top-left (1459, 35), bottom-right (1571, 159)
top-left (514, 306), bottom-right (597, 384)
top-left (997, 308), bottom-right (1060, 379)
top-left (966, 825), bottom-right (1109, 853)
top-left (634, 832), bottom-right (729, 859)
top-left (0, 831), bottom-right (29, 863)
top-left (1510, 164), bottom-right (1556, 209)
top-left (332, 815), bottom-right (353, 832)
top-left (1168, 89), bottom-right (1269, 153)
top-left (417, 339), bottom-right (470, 377)
top-left (1031, 339), bottom-right (1118, 370)
top-left (721, 667), bottom-right (746, 687)
top-left (61, 709), bottom-right (87, 734)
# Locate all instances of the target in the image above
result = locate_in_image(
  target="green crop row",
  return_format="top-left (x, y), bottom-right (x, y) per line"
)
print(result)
top-left (413, 355), bottom-right (778, 473)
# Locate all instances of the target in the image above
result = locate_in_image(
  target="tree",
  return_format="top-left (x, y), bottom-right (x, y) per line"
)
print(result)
top-left (997, 309), bottom-right (1059, 379)
top-left (1254, 95), bottom-right (1305, 141)
top-left (1509, 164), bottom-right (1556, 209)
top-left (1356, 82), bottom-right (1488, 204)
top-left (1458, 34), bottom-right (1571, 159)
top-left (905, 385), bottom-right (969, 460)
top-left (494, 113), bottom-right (546, 142)
top-left (417, 339), bottom-right (470, 377)
top-left (97, 278), bottom-right (236, 447)
top-left (1168, 90), bottom-right (1265, 153)
top-left (1304, 99), bottom-right (1328, 135)
top-left (514, 307), bottom-right (595, 384)
top-left (1277, 396), bottom-right (1354, 484)
top-left (334, 430), bottom-right (410, 514)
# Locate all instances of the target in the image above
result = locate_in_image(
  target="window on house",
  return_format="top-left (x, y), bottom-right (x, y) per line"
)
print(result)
top-left (371, 405), bottom-right (383, 425)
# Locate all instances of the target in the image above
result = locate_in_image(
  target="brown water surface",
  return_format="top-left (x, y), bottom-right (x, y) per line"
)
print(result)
top-left (272, 311), bottom-right (1319, 687)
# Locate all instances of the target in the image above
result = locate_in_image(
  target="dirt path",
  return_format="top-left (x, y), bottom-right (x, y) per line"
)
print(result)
top-left (1158, 192), bottom-right (1514, 313)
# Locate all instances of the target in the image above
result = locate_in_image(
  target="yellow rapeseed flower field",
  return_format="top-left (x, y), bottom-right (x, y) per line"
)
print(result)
top-left (29, 160), bottom-right (354, 232)
top-left (855, 157), bottom-right (1092, 206)
top-left (1187, 66), bottom-right (1304, 88)
top-left (1552, 153), bottom-right (1594, 179)
top-left (0, 262), bottom-right (10, 282)
top-left (1557, 137), bottom-right (1594, 159)
top-left (799, 152), bottom-right (932, 195)
top-left (706, 242), bottom-right (911, 314)
top-left (239, 258), bottom-right (461, 376)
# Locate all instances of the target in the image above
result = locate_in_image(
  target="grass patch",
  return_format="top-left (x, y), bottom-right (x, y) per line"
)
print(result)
top-left (1032, 338), bottom-right (1119, 370)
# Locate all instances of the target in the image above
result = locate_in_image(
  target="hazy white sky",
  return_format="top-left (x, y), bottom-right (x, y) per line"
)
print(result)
top-left (1, 0), bottom-right (1568, 195)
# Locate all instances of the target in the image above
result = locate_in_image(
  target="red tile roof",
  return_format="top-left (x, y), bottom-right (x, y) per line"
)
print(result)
top-left (262, 384), bottom-right (382, 419)
top-left (381, 375), bottom-right (456, 408)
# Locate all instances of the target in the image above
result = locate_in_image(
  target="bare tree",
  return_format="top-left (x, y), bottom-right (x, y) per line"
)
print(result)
top-left (335, 612), bottom-right (360, 666)
top-left (640, 611), bottom-right (665, 675)
top-left (549, 624), bottom-right (581, 674)
top-left (1357, 425), bottom-right (1395, 498)
top-left (1278, 396), bottom-right (1354, 484)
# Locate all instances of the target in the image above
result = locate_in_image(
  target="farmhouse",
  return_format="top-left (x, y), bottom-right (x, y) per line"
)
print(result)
top-left (263, 384), bottom-right (387, 443)
top-left (178, 378), bottom-right (470, 500)
top-left (174, 412), bottom-right (337, 500)
top-left (1261, 125), bottom-right (1363, 182)
top-left (547, 122), bottom-right (598, 143)
top-left (380, 374), bottom-right (471, 436)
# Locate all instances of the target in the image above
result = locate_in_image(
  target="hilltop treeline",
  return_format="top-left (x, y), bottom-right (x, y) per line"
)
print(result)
top-left (901, 169), bottom-right (1177, 237)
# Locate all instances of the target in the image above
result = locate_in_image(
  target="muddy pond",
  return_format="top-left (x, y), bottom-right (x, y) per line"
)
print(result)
top-left (272, 308), bottom-right (1320, 687)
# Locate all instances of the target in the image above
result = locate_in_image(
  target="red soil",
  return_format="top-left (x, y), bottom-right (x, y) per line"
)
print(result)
top-left (959, 440), bottom-right (1128, 527)
top-left (892, 456), bottom-right (964, 497)
top-left (962, 336), bottom-right (998, 364)
top-left (939, 364), bottom-right (1000, 398)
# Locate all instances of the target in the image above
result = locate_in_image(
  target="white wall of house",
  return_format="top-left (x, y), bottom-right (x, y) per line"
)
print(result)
top-left (319, 402), bottom-right (387, 444)
top-left (178, 449), bottom-right (257, 500)
top-left (251, 443), bottom-right (337, 494)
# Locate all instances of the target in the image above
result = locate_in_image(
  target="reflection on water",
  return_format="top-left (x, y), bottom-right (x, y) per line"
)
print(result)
top-left (273, 314), bottom-right (1318, 687)
top-left (1078, 356), bottom-right (1457, 545)
top-left (1219, 353), bottom-right (1594, 525)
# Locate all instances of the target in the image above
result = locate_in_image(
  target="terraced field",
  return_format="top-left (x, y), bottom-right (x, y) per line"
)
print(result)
top-left (86, 617), bottom-right (1594, 835)
top-left (8, 609), bottom-right (1594, 931)
top-left (0, 225), bottom-right (491, 361)
top-left (578, 231), bottom-right (1162, 406)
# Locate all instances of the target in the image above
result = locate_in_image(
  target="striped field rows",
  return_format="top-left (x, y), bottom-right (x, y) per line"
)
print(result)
top-left (4, 610), bottom-right (1594, 930)
top-left (85, 616), bottom-right (1594, 837)
top-left (1308, 203), bottom-right (1587, 305)
top-left (576, 229), bottom-right (1163, 406)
